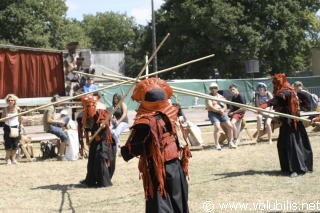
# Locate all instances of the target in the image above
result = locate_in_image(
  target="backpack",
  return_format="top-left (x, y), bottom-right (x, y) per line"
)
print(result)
top-left (297, 90), bottom-right (318, 111)
top-left (310, 93), bottom-right (319, 111)
top-left (40, 141), bottom-right (58, 159)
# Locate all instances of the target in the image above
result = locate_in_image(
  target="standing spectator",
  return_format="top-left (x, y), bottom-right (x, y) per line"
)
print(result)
top-left (80, 94), bottom-right (116, 187)
top-left (109, 93), bottom-right (128, 148)
top-left (121, 78), bottom-right (191, 212)
top-left (83, 77), bottom-right (98, 93)
top-left (43, 94), bottom-right (69, 161)
top-left (205, 82), bottom-right (234, 150)
top-left (255, 82), bottom-right (273, 144)
top-left (228, 84), bottom-right (246, 146)
top-left (259, 73), bottom-right (313, 178)
top-left (1, 94), bottom-right (22, 164)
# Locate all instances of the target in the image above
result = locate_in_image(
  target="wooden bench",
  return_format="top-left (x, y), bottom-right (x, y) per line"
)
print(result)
top-left (251, 111), bottom-right (320, 140)
top-left (218, 119), bottom-right (254, 144)
top-left (0, 126), bottom-right (61, 162)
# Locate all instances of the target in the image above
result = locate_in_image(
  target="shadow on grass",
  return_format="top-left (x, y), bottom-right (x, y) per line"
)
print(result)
top-left (190, 170), bottom-right (287, 186)
top-left (32, 183), bottom-right (142, 211)
top-left (214, 170), bottom-right (287, 179)
top-left (32, 183), bottom-right (89, 213)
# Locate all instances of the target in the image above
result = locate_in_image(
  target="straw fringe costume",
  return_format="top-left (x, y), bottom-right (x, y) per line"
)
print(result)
top-left (80, 95), bottom-right (116, 187)
top-left (121, 78), bottom-right (191, 213)
top-left (259, 73), bottom-right (313, 176)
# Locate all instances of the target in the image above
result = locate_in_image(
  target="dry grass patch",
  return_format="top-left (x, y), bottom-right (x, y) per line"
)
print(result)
top-left (0, 127), bottom-right (319, 212)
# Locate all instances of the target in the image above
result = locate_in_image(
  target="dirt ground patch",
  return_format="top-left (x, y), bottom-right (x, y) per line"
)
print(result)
top-left (0, 126), bottom-right (319, 213)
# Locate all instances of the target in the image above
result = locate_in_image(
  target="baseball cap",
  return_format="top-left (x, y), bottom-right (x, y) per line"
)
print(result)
top-left (60, 110), bottom-right (68, 115)
top-left (256, 82), bottom-right (267, 91)
top-left (209, 82), bottom-right (219, 89)
top-left (294, 81), bottom-right (303, 87)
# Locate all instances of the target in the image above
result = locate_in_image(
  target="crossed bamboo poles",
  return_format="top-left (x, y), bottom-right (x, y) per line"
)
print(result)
top-left (0, 33), bottom-right (168, 123)
top-left (1, 33), bottom-right (319, 135)
top-left (0, 33), bottom-right (216, 143)
top-left (87, 72), bottom-right (320, 126)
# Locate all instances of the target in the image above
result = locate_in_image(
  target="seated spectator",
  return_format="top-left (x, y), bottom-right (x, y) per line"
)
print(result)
top-left (60, 110), bottom-right (80, 161)
top-left (83, 77), bottom-right (98, 93)
top-left (228, 84), bottom-right (246, 146)
top-left (43, 94), bottom-right (69, 161)
top-left (255, 82), bottom-right (273, 144)
top-left (109, 93), bottom-right (128, 148)
top-left (206, 82), bottom-right (235, 149)
top-left (58, 110), bottom-right (71, 130)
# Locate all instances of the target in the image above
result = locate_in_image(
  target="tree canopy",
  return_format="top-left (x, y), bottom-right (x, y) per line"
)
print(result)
top-left (82, 12), bottom-right (137, 51)
top-left (150, 0), bottom-right (320, 79)
top-left (0, 0), bottom-right (319, 79)
top-left (0, 0), bottom-right (68, 48)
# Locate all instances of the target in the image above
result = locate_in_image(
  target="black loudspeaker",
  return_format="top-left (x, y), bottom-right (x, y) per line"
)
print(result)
top-left (245, 60), bottom-right (259, 73)
top-left (213, 69), bottom-right (220, 78)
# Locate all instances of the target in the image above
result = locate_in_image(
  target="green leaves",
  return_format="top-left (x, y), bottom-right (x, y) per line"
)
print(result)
top-left (0, 0), bottom-right (69, 48)
top-left (0, 0), bottom-right (319, 79)
top-left (152, 0), bottom-right (320, 78)
top-left (82, 12), bottom-right (137, 51)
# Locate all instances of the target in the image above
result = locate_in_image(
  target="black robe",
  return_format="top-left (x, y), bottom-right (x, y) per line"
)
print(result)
top-left (122, 115), bottom-right (189, 213)
top-left (267, 90), bottom-right (313, 174)
top-left (82, 115), bottom-right (117, 187)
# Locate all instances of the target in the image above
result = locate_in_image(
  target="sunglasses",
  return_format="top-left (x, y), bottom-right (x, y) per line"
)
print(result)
top-left (210, 87), bottom-right (218, 89)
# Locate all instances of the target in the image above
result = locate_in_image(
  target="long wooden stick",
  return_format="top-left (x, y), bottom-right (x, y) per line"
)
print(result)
top-left (86, 72), bottom-right (320, 125)
top-left (89, 33), bottom-right (171, 143)
top-left (0, 52), bottom-right (214, 122)
top-left (0, 81), bottom-right (129, 122)
top-left (73, 54), bottom-right (215, 82)
top-left (172, 87), bottom-right (320, 124)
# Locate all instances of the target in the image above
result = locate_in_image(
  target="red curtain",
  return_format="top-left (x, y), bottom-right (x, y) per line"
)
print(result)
top-left (0, 48), bottom-right (65, 99)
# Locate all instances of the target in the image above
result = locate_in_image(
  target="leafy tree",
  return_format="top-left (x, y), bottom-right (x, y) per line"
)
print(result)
top-left (124, 25), bottom-right (150, 77)
top-left (0, 0), bottom-right (70, 48)
top-left (60, 19), bottom-right (91, 50)
top-left (152, 0), bottom-right (320, 79)
top-left (82, 12), bottom-right (137, 51)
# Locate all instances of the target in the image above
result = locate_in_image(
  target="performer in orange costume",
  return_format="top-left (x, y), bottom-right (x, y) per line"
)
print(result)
top-left (80, 94), bottom-right (116, 187)
top-left (259, 73), bottom-right (313, 178)
top-left (121, 78), bottom-right (191, 212)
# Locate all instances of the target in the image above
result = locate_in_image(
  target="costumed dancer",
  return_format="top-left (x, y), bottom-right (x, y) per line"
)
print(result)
top-left (80, 94), bottom-right (117, 187)
top-left (259, 73), bottom-right (313, 178)
top-left (121, 78), bottom-right (192, 213)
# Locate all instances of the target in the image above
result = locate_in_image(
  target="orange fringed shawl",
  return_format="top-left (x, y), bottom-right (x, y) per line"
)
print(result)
top-left (132, 109), bottom-right (191, 200)
top-left (272, 73), bottom-right (300, 129)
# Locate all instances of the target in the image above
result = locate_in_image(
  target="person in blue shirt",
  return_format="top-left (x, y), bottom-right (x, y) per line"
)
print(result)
top-left (83, 77), bottom-right (98, 93)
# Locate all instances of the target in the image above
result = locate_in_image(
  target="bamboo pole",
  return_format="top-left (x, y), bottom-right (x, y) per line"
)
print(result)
top-left (84, 72), bottom-right (320, 126)
top-left (0, 51), bottom-right (214, 122)
top-left (88, 33), bottom-right (171, 143)
top-left (73, 54), bottom-right (215, 82)
top-left (0, 81), bottom-right (130, 122)
top-left (171, 87), bottom-right (320, 124)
